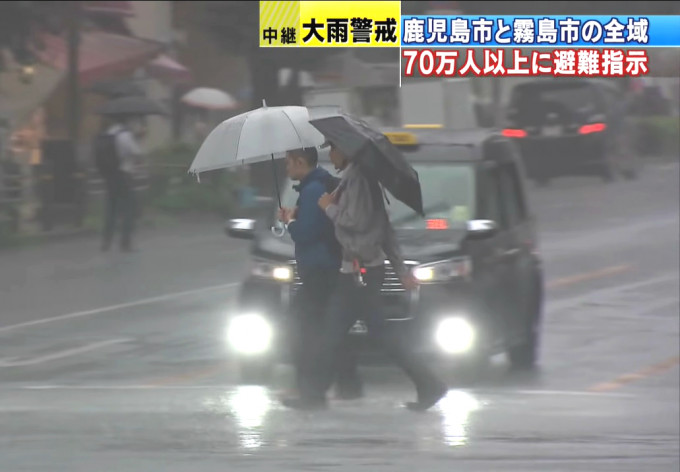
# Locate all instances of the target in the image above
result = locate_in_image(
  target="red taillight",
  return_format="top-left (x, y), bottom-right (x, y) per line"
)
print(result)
top-left (426, 219), bottom-right (449, 230)
top-left (502, 128), bottom-right (527, 138)
top-left (579, 123), bottom-right (607, 134)
top-left (360, 268), bottom-right (366, 274)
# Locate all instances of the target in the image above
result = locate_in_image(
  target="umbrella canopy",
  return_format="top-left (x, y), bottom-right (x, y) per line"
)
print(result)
top-left (310, 113), bottom-right (424, 217)
top-left (181, 87), bottom-right (239, 110)
top-left (188, 102), bottom-right (325, 175)
top-left (96, 96), bottom-right (167, 116)
top-left (88, 79), bottom-right (145, 98)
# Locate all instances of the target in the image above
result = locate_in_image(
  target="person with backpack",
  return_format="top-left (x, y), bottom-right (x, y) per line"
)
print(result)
top-left (278, 147), bottom-right (363, 401)
top-left (94, 115), bottom-right (144, 252)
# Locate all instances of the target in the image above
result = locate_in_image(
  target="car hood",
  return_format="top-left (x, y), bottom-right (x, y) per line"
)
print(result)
top-left (253, 228), bottom-right (468, 263)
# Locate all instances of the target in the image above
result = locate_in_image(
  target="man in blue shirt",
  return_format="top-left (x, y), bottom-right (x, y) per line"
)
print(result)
top-left (278, 147), bottom-right (363, 401)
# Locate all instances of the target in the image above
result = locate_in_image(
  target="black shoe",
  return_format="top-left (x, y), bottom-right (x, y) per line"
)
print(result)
top-left (280, 396), bottom-right (328, 411)
top-left (405, 380), bottom-right (448, 412)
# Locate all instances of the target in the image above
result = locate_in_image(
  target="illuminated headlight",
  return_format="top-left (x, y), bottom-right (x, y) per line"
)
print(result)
top-left (251, 260), bottom-right (293, 282)
top-left (413, 258), bottom-right (471, 283)
top-left (435, 317), bottom-right (476, 354)
top-left (227, 314), bottom-right (273, 355)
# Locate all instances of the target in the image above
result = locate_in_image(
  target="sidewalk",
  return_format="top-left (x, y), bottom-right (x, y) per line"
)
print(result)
top-left (0, 213), bottom-right (252, 329)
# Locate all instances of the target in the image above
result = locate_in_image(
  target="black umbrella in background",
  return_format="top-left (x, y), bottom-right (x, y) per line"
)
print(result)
top-left (88, 79), bottom-right (145, 98)
top-left (96, 96), bottom-right (167, 117)
top-left (309, 113), bottom-right (424, 217)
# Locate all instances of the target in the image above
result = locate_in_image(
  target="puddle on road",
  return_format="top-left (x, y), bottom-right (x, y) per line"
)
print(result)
top-left (203, 385), bottom-right (273, 450)
top-left (200, 386), bottom-right (486, 452)
top-left (437, 390), bottom-right (482, 447)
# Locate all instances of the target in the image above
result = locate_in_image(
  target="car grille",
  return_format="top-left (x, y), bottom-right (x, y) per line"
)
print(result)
top-left (292, 261), bottom-right (414, 294)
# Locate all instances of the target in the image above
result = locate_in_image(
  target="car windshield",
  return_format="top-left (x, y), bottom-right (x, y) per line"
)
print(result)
top-left (278, 158), bottom-right (476, 231)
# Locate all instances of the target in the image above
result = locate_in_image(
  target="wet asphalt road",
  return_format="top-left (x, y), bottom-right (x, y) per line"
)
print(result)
top-left (0, 162), bottom-right (678, 471)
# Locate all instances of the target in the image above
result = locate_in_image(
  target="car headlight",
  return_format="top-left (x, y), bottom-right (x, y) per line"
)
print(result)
top-left (251, 260), bottom-right (293, 282)
top-left (413, 257), bottom-right (471, 283)
top-left (435, 317), bottom-right (476, 354)
top-left (227, 313), bottom-right (273, 355)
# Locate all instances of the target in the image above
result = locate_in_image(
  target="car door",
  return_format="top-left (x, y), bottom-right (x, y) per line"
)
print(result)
top-left (496, 155), bottom-right (534, 341)
top-left (473, 159), bottom-right (515, 344)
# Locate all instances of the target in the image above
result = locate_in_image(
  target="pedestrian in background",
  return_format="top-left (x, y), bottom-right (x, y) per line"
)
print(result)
top-left (94, 115), bottom-right (144, 252)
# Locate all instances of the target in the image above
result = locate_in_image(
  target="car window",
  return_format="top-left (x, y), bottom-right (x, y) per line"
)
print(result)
top-left (278, 161), bottom-right (476, 230)
top-left (508, 82), bottom-right (602, 124)
top-left (481, 166), bottom-right (505, 228)
top-left (498, 162), bottom-right (526, 227)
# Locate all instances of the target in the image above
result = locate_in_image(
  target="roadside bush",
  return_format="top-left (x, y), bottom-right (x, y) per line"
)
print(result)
top-left (146, 141), bottom-right (238, 217)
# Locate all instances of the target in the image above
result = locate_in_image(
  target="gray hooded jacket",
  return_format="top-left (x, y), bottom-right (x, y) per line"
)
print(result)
top-left (324, 163), bottom-right (407, 277)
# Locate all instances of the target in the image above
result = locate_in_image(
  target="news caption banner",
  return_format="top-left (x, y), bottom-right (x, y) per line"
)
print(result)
top-left (259, 2), bottom-right (680, 78)
top-left (401, 15), bottom-right (680, 78)
top-left (259, 1), bottom-right (401, 48)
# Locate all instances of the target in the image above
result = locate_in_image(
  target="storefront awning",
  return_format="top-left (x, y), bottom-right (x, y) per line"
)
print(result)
top-left (34, 31), bottom-right (164, 86)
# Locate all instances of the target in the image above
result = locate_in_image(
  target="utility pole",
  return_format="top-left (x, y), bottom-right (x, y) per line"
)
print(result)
top-left (66, 1), bottom-right (86, 228)
top-left (67, 1), bottom-right (81, 154)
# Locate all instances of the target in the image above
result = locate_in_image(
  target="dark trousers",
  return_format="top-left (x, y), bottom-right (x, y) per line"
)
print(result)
top-left (292, 267), bottom-right (362, 396)
top-left (302, 266), bottom-right (443, 400)
top-left (102, 172), bottom-right (137, 250)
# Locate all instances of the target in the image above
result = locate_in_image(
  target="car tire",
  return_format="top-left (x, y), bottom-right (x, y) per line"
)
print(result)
top-left (237, 358), bottom-right (275, 385)
top-left (508, 331), bottom-right (539, 370)
top-left (508, 279), bottom-right (543, 371)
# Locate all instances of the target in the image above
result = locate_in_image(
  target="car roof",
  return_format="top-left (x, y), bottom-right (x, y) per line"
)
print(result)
top-left (317, 127), bottom-right (506, 164)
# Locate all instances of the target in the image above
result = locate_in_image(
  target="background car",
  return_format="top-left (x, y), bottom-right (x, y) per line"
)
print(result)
top-left (502, 78), bottom-right (642, 186)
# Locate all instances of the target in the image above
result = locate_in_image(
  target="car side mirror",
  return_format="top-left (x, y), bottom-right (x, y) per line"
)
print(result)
top-left (465, 219), bottom-right (498, 240)
top-left (226, 218), bottom-right (256, 240)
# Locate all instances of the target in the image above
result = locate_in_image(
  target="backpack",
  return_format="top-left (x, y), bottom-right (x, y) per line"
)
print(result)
top-left (94, 131), bottom-right (121, 178)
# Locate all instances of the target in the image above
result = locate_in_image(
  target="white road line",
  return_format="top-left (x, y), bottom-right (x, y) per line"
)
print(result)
top-left (0, 338), bottom-right (132, 367)
top-left (545, 273), bottom-right (680, 315)
top-left (0, 282), bottom-right (240, 334)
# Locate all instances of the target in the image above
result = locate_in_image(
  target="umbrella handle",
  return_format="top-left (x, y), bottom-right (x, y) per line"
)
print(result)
top-left (271, 154), bottom-right (282, 209)
top-left (271, 224), bottom-right (286, 238)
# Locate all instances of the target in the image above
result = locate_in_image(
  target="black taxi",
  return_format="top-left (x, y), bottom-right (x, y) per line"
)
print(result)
top-left (226, 127), bottom-right (545, 383)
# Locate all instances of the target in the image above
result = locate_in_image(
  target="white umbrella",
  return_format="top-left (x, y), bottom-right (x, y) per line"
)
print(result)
top-left (188, 100), bottom-right (325, 207)
top-left (181, 87), bottom-right (239, 110)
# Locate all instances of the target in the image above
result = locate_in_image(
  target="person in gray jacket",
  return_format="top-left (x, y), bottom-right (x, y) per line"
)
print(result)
top-left (281, 140), bottom-right (448, 411)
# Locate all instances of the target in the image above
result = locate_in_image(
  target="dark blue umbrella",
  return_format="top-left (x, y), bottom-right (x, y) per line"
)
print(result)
top-left (310, 113), bottom-right (424, 217)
